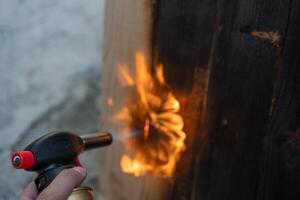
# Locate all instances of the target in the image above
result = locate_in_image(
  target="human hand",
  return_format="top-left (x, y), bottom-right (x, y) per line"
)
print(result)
top-left (19, 167), bottom-right (87, 200)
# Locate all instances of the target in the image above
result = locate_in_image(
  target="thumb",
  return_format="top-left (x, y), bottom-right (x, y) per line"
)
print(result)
top-left (37, 167), bottom-right (87, 200)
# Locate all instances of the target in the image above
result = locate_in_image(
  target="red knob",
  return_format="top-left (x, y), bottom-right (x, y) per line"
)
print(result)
top-left (75, 157), bottom-right (82, 167)
top-left (11, 151), bottom-right (35, 169)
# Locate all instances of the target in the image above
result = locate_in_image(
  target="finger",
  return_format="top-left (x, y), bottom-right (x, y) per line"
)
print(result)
top-left (37, 167), bottom-right (87, 200)
top-left (19, 182), bottom-right (38, 200)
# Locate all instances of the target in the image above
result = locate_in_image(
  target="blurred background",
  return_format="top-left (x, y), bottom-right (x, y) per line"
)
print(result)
top-left (0, 0), bottom-right (105, 199)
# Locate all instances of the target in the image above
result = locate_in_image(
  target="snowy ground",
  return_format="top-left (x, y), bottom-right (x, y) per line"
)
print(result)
top-left (0, 0), bottom-right (104, 199)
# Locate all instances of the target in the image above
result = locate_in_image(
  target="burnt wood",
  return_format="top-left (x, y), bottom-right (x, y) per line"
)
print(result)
top-left (153, 0), bottom-right (218, 91)
top-left (154, 0), bottom-right (299, 200)
top-left (101, 0), bottom-right (299, 199)
top-left (152, 0), bottom-right (219, 199)
top-left (258, 1), bottom-right (300, 199)
top-left (153, 0), bottom-right (299, 200)
top-left (194, 0), bottom-right (299, 200)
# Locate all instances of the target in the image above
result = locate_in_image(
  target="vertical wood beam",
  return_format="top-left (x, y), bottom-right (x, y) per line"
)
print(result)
top-left (258, 1), bottom-right (300, 199)
top-left (195, 0), bottom-right (295, 200)
top-left (152, 0), bottom-right (219, 199)
top-left (99, 0), bottom-right (219, 199)
top-left (99, 0), bottom-right (162, 199)
top-left (100, 0), bottom-right (299, 199)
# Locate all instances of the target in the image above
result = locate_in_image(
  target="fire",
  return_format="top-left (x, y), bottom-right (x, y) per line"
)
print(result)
top-left (115, 52), bottom-right (186, 177)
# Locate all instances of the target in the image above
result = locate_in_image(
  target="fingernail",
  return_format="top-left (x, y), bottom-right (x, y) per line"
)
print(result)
top-left (73, 166), bottom-right (87, 177)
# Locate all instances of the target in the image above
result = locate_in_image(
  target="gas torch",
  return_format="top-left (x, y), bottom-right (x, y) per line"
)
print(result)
top-left (11, 131), bottom-right (113, 200)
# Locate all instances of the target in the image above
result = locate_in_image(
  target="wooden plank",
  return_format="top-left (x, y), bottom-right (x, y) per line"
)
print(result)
top-left (195, 0), bottom-right (293, 200)
top-left (100, 0), bottom-right (299, 199)
top-left (98, 0), bottom-right (170, 200)
top-left (100, 0), bottom-right (221, 199)
top-left (258, 1), bottom-right (300, 199)
top-left (152, 0), bottom-right (220, 199)
top-left (154, 0), bottom-right (219, 91)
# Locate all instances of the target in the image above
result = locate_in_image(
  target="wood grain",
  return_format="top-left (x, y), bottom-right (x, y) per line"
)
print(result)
top-left (99, 0), bottom-right (219, 199)
top-left (258, 1), bottom-right (300, 199)
top-left (152, 0), bottom-right (219, 199)
top-left (98, 0), bottom-right (171, 199)
top-left (99, 0), bottom-right (299, 199)
top-left (195, 0), bottom-right (297, 200)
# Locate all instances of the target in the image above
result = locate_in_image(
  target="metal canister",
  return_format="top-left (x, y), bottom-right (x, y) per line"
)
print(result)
top-left (67, 186), bottom-right (94, 200)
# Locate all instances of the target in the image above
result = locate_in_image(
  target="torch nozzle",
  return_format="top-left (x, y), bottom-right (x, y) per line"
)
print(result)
top-left (81, 131), bottom-right (113, 150)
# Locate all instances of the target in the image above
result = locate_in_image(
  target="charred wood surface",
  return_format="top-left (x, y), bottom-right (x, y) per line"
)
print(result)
top-left (100, 0), bottom-right (299, 199)
top-left (194, 0), bottom-right (300, 200)
top-left (152, 0), bottom-right (219, 199)
top-left (259, 1), bottom-right (300, 199)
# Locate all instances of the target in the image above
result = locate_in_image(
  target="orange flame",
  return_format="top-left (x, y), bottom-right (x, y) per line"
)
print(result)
top-left (116, 52), bottom-right (186, 177)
